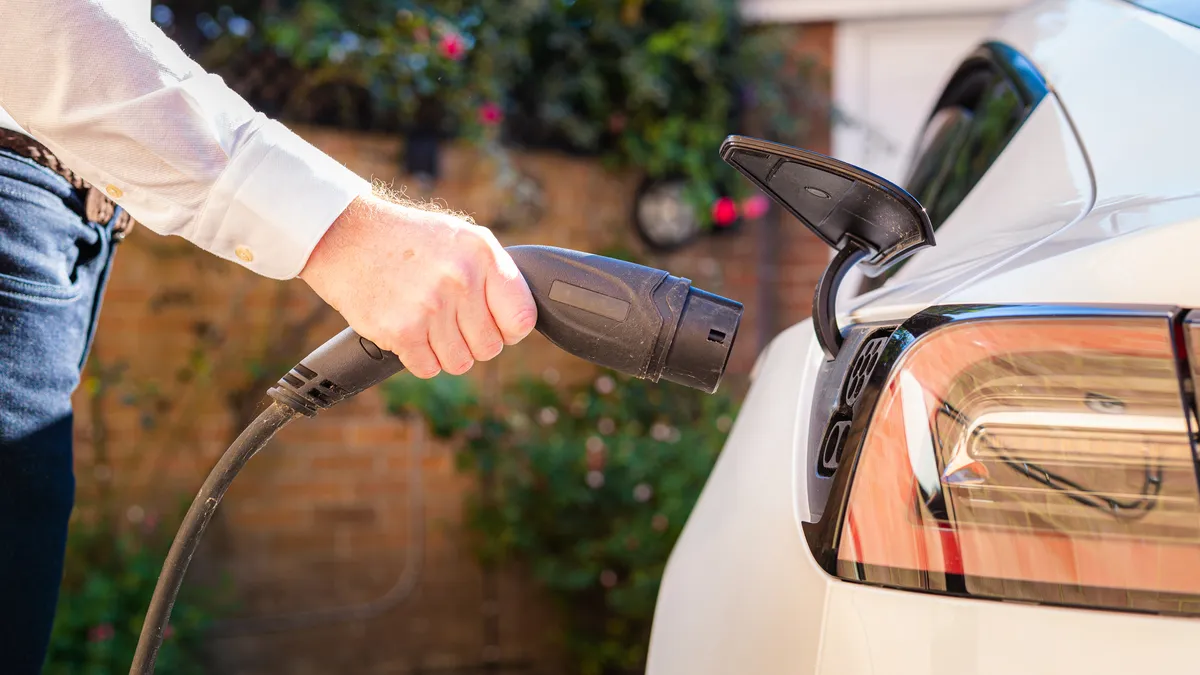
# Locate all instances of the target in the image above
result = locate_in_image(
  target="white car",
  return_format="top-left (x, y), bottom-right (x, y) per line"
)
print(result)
top-left (647, 0), bottom-right (1200, 673)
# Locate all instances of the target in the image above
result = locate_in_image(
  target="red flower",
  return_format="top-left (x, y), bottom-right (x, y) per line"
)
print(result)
top-left (478, 102), bottom-right (503, 126)
top-left (163, 624), bottom-right (175, 640)
top-left (438, 32), bottom-right (466, 60)
top-left (741, 194), bottom-right (770, 220)
top-left (88, 623), bottom-right (115, 642)
top-left (711, 196), bottom-right (738, 226)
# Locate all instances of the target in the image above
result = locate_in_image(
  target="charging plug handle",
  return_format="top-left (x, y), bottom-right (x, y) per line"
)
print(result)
top-left (269, 245), bottom-right (743, 413)
top-left (507, 246), bottom-right (741, 393)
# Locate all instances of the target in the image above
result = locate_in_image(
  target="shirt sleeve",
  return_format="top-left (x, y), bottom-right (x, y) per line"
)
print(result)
top-left (0, 1), bottom-right (372, 279)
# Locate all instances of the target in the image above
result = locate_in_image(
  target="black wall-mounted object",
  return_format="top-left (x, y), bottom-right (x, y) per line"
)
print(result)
top-left (632, 178), bottom-right (702, 252)
top-left (720, 135), bottom-right (934, 359)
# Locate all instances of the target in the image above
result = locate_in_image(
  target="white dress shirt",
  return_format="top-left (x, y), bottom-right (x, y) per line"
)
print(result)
top-left (0, 0), bottom-right (371, 279)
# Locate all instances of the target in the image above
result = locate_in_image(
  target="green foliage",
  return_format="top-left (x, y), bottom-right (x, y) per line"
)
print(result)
top-left (43, 512), bottom-right (231, 675)
top-left (384, 371), bottom-right (737, 674)
top-left (190, 0), bottom-right (814, 225)
top-left (386, 369), bottom-right (482, 437)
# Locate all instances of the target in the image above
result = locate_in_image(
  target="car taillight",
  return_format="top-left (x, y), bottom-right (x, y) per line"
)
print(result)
top-left (836, 311), bottom-right (1200, 615)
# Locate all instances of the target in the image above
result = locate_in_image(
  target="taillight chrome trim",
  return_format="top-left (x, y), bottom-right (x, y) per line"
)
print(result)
top-left (802, 303), bottom-right (1192, 577)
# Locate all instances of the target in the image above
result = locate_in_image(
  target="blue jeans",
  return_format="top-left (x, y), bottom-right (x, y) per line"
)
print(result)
top-left (0, 148), bottom-right (118, 673)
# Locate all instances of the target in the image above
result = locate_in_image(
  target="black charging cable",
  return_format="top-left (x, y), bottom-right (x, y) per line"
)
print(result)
top-left (131, 330), bottom-right (407, 675)
top-left (129, 401), bottom-right (303, 673)
top-left (127, 245), bottom-right (743, 675)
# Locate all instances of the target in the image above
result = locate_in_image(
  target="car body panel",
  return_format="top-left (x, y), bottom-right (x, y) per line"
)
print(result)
top-left (646, 322), bottom-right (829, 675)
top-left (648, 0), bottom-right (1200, 672)
top-left (821, 580), bottom-right (1200, 673)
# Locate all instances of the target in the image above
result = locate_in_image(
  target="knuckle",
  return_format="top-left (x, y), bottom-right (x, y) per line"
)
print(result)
top-left (439, 260), bottom-right (475, 292)
top-left (479, 231), bottom-right (502, 256)
top-left (409, 365), bottom-right (441, 379)
top-left (507, 305), bottom-right (538, 339)
top-left (477, 338), bottom-right (504, 361)
top-left (443, 356), bottom-right (474, 376)
top-left (419, 292), bottom-right (446, 317)
top-left (454, 225), bottom-right (491, 255)
top-left (393, 349), bottom-right (438, 378)
top-left (469, 334), bottom-right (504, 362)
top-left (467, 224), bottom-right (498, 249)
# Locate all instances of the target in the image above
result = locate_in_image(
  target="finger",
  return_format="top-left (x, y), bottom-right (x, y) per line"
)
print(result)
top-left (456, 249), bottom-right (504, 362)
top-left (429, 305), bottom-right (475, 375)
top-left (484, 247), bottom-right (538, 345)
top-left (388, 332), bottom-right (441, 379)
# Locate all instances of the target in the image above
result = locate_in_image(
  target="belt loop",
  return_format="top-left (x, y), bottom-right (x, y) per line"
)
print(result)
top-left (85, 186), bottom-right (115, 225)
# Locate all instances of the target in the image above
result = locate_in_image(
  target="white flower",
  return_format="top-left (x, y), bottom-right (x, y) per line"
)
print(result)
top-left (586, 436), bottom-right (605, 454)
top-left (651, 422), bottom-right (672, 442)
top-left (633, 483), bottom-right (653, 502)
top-left (595, 375), bottom-right (616, 395)
top-left (597, 417), bottom-right (616, 435)
top-left (586, 471), bottom-right (605, 489)
top-left (538, 407), bottom-right (559, 426)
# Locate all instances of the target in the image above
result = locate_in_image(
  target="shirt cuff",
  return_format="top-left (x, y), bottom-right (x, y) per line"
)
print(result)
top-left (192, 117), bottom-right (372, 280)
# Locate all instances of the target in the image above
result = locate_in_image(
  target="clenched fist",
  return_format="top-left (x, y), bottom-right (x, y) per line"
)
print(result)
top-left (299, 191), bottom-right (537, 378)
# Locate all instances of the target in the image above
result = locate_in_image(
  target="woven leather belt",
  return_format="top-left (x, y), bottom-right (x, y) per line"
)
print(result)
top-left (0, 129), bottom-right (136, 240)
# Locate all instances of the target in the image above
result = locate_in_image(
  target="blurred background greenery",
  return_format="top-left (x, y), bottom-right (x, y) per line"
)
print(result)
top-left (156, 0), bottom-right (815, 224)
top-left (385, 372), bottom-right (737, 674)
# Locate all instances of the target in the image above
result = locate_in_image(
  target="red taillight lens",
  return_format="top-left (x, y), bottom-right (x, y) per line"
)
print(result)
top-left (837, 315), bottom-right (1200, 613)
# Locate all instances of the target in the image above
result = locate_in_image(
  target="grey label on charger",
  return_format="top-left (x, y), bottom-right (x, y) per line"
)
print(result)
top-left (548, 280), bottom-right (630, 322)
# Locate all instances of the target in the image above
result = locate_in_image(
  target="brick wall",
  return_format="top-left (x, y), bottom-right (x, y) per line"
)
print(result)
top-left (71, 24), bottom-right (834, 673)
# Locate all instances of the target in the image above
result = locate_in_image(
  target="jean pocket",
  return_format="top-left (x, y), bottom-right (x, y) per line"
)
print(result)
top-left (0, 176), bottom-right (98, 303)
top-left (0, 271), bottom-right (84, 302)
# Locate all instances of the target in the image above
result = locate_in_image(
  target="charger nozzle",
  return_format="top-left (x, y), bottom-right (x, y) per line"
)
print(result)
top-left (507, 245), bottom-right (742, 394)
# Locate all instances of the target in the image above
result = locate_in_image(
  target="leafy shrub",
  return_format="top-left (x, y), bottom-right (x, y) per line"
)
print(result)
top-left (43, 511), bottom-right (230, 675)
top-left (385, 370), bottom-right (737, 674)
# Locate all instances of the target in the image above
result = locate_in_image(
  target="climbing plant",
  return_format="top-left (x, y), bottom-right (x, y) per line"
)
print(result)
top-left (159, 0), bottom-right (821, 226)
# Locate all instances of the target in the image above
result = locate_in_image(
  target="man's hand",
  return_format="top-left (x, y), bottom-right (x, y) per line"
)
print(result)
top-left (299, 193), bottom-right (537, 378)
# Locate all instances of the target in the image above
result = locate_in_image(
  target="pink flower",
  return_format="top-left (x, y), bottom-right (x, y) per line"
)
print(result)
top-left (478, 102), bottom-right (503, 126)
top-left (711, 197), bottom-right (738, 226)
top-left (163, 624), bottom-right (175, 640)
top-left (438, 32), bottom-right (466, 60)
top-left (741, 194), bottom-right (770, 220)
top-left (88, 623), bottom-right (115, 642)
